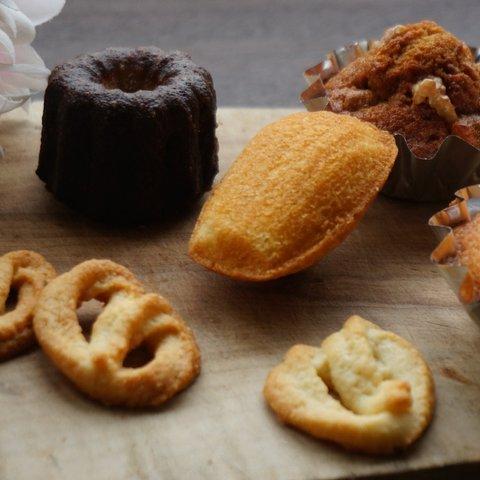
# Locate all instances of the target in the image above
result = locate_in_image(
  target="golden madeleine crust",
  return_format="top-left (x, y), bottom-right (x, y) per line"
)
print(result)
top-left (33, 259), bottom-right (200, 407)
top-left (189, 111), bottom-right (397, 280)
top-left (263, 316), bottom-right (435, 454)
top-left (0, 250), bottom-right (56, 361)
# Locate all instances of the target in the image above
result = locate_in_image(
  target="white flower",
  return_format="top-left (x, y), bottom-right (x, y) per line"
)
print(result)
top-left (0, 0), bottom-right (64, 114)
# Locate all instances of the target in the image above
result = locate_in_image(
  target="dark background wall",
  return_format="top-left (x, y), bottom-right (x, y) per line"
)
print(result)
top-left (34, 0), bottom-right (480, 106)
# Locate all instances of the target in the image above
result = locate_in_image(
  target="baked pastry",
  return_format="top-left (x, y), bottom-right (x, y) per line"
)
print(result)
top-left (33, 259), bottom-right (200, 407)
top-left (325, 21), bottom-right (480, 158)
top-left (428, 187), bottom-right (480, 303)
top-left (0, 250), bottom-right (56, 361)
top-left (189, 111), bottom-right (397, 281)
top-left (448, 213), bottom-right (480, 302)
top-left (37, 47), bottom-right (218, 222)
top-left (263, 316), bottom-right (435, 454)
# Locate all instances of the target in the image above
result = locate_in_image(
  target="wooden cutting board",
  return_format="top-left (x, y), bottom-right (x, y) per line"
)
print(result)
top-left (0, 103), bottom-right (479, 480)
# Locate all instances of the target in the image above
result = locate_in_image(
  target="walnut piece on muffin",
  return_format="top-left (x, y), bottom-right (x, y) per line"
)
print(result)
top-left (325, 21), bottom-right (480, 158)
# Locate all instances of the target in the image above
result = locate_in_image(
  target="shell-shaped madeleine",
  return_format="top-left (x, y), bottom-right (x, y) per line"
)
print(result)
top-left (189, 111), bottom-right (397, 281)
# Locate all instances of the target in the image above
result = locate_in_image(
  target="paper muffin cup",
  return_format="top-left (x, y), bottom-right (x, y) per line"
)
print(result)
top-left (429, 185), bottom-right (480, 323)
top-left (301, 40), bottom-right (480, 202)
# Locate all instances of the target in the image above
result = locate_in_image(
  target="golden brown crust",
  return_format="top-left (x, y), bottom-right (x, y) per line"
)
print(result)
top-left (454, 214), bottom-right (480, 278)
top-left (33, 259), bottom-right (201, 407)
top-left (325, 21), bottom-right (480, 157)
top-left (189, 111), bottom-right (397, 281)
top-left (263, 316), bottom-right (435, 454)
top-left (451, 215), bottom-right (480, 301)
top-left (0, 250), bottom-right (56, 361)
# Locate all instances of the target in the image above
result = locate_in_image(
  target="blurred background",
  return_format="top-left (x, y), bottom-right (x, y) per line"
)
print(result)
top-left (34, 0), bottom-right (480, 106)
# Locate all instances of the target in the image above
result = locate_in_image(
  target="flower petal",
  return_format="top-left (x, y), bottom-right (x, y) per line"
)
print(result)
top-left (0, 3), bottom-right (17, 38)
top-left (0, 90), bottom-right (29, 113)
top-left (0, 28), bottom-right (15, 64)
top-left (0, 1), bottom-right (19, 10)
top-left (0, 74), bottom-right (29, 94)
top-left (9, 6), bottom-right (35, 44)
top-left (15, 43), bottom-right (44, 65)
top-left (0, 44), bottom-right (47, 89)
top-left (13, 0), bottom-right (64, 26)
top-left (0, 62), bottom-right (49, 90)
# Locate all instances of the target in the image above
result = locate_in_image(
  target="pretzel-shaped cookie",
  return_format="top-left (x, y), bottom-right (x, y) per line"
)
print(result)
top-left (264, 316), bottom-right (435, 454)
top-left (33, 259), bottom-right (200, 407)
top-left (0, 250), bottom-right (56, 361)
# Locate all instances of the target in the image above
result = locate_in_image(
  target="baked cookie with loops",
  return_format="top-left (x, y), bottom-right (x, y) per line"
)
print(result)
top-left (0, 250), bottom-right (56, 361)
top-left (33, 259), bottom-right (200, 407)
top-left (263, 316), bottom-right (435, 454)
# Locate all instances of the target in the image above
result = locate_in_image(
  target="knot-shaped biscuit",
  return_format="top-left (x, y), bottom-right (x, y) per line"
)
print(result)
top-left (264, 316), bottom-right (435, 454)
top-left (33, 260), bottom-right (200, 407)
top-left (0, 250), bottom-right (56, 361)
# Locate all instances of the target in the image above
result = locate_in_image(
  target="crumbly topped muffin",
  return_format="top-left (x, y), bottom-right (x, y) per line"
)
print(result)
top-left (325, 21), bottom-right (480, 158)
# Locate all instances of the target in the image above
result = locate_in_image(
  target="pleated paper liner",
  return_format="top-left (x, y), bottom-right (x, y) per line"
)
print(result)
top-left (429, 185), bottom-right (480, 323)
top-left (301, 40), bottom-right (480, 202)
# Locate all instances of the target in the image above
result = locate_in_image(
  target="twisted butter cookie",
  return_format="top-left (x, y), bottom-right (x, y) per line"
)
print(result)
top-left (33, 259), bottom-right (200, 407)
top-left (0, 250), bottom-right (56, 361)
top-left (264, 316), bottom-right (435, 454)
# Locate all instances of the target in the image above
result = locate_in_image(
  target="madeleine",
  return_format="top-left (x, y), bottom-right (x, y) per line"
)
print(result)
top-left (189, 111), bottom-right (397, 281)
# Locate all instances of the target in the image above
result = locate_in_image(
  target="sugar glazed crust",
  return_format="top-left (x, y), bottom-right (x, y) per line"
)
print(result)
top-left (263, 316), bottom-right (435, 454)
top-left (33, 259), bottom-right (201, 407)
top-left (37, 47), bottom-right (218, 222)
top-left (189, 111), bottom-right (397, 281)
top-left (0, 250), bottom-right (56, 361)
top-left (325, 21), bottom-right (480, 158)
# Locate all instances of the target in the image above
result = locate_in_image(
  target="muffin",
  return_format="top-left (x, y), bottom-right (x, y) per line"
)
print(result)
top-left (324, 21), bottom-right (480, 158)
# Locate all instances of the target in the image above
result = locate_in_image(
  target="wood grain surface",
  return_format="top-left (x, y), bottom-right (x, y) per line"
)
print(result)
top-left (0, 104), bottom-right (479, 480)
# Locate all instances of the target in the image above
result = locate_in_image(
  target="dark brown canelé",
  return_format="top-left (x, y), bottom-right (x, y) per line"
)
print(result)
top-left (37, 47), bottom-right (218, 222)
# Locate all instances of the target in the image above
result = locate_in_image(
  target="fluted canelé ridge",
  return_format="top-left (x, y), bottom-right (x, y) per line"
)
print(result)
top-left (37, 47), bottom-right (218, 223)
